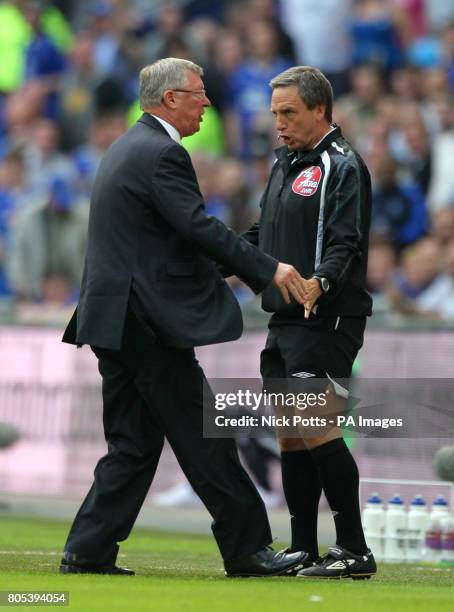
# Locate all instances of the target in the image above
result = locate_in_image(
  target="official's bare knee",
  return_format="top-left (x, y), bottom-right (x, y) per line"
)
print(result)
top-left (278, 435), bottom-right (307, 452)
top-left (300, 383), bottom-right (346, 450)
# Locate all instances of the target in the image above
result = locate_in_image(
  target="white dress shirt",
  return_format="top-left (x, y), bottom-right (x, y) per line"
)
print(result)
top-left (151, 114), bottom-right (182, 144)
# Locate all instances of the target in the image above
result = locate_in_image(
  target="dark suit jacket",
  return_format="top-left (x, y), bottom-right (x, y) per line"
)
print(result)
top-left (63, 113), bottom-right (278, 350)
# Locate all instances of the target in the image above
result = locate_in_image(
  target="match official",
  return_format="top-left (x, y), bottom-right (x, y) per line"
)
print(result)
top-left (244, 66), bottom-right (376, 579)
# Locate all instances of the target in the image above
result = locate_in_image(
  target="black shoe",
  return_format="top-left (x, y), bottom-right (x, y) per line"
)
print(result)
top-left (224, 546), bottom-right (308, 577)
top-left (279, 549), bottom-right (322, 576)
top-left (297, 546), bottom-right (377, 580)
top-left (59, 555), bottom-right (135, 576)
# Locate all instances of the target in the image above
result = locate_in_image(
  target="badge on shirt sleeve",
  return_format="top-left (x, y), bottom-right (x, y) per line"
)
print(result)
top-left (292, 165), bottom-right (322, 197)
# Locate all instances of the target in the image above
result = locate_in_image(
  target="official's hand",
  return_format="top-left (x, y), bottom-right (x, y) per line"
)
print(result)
top-left (272, 263), bottom-right (307, 305)
top-left (302, 278), bottom-right (323, 319)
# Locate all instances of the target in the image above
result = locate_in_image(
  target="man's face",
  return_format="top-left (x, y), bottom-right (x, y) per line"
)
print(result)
top-left (172, 70), bottom-right (210, 137)
top-left (270, 86), bottom-right (325, 151)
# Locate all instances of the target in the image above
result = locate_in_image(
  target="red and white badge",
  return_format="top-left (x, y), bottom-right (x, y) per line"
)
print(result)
top-left (292, 165), bottom-right (322, 197)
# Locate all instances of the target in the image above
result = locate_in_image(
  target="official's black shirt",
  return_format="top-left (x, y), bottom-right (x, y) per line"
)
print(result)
top-left (244, 126), bottom-right (373, 324)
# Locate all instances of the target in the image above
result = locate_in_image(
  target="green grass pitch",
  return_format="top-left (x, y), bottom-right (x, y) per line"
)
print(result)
top-left (0, 516), bottom-right (453, 611)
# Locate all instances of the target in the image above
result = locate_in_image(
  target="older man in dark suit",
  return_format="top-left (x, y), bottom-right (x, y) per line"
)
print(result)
top-left (60, 58), bottom-right (307, 577)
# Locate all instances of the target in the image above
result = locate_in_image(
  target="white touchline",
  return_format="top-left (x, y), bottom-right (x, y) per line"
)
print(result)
top-left (0, 551), bottom-right (127, 556)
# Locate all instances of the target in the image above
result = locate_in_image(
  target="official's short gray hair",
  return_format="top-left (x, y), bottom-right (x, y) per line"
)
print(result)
top-left (139, 58), bottom-right (204, 109)
top-left (270, 66), bottom-right (333, 122)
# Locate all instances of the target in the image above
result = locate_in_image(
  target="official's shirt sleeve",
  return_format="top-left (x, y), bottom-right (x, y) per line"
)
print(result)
top-left (314, 161), bottom-right (368, 296)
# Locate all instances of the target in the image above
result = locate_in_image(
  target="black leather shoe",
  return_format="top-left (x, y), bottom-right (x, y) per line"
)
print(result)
top-left (224, 546), bottom-right (308, 577)
top-left (59, 560), bottom-right (135, 575)
top-left (60, 553), bottom-right (134, 576)
top-left (278, 548), bottom-right (321, 576)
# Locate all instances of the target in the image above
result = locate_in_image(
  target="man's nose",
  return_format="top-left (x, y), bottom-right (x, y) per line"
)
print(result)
top-left (203, 94), bottom-right (211, 107)
top-left (275, 116), bottom-right (286, 130)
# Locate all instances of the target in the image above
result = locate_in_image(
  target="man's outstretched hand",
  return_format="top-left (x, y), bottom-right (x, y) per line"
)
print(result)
top-left (272, 263), bottom-right (308, 305)
top-left (272, 266), bottom-right (323, 317)
top-left (301, 277), bottom-right (323, 319)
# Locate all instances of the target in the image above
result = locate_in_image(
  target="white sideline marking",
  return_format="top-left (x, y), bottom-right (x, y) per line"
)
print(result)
top-left (0, 551), bottom-right (126, 557)
top-left (0, 551), bottom-right (60, 555)
top-left (0, 551), bottom-right (221, 573)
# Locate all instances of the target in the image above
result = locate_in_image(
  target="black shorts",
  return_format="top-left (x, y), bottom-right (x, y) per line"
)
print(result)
top-left (260, 316), bottom-right (366, 397)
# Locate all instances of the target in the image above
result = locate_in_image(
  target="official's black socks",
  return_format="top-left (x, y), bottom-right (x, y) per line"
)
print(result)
top-left (281, 449), bottom-right (322, 561)
top-left (310, 438), bottom-right (367, 555)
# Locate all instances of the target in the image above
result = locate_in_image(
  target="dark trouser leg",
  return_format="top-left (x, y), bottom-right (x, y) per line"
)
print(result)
top-left (132, 346), bottom-right (273, 562)
top-left (237, 437), bottom-right (274, 491)
top-left (64, 348), bottom-right (164, 565)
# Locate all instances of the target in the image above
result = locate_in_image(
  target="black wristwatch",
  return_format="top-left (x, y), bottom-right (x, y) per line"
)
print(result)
top-left (313, 275), bottom-right (330, 293)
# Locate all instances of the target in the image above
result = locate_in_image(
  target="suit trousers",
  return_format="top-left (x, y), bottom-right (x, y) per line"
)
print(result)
top-left (63, 309), bottom-right (272, 563)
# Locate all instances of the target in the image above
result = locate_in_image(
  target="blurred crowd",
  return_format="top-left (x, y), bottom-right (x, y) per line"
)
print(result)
top-left (0, 0), bottom-right (454, 325)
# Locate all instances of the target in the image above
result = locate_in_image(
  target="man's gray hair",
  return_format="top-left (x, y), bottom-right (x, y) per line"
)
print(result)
top-left (270, 66), bottom-right (333, 122)
top-left (139, 58), bottom-right (204, 109)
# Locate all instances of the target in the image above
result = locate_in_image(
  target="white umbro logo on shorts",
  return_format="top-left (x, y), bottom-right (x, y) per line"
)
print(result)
top-left (291, 372), bottom-right (316, 378)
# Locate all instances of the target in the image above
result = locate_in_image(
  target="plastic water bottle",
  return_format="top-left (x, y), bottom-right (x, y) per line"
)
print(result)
top-left (430, 496), bottom-right (450, 521)
top-left (384, 495), bottom-right (407, 563)
top-left (440, 516), bottom-right (454, 564)
top-left (406, 495), bottom-right (428, 563)
top-left (362, 492), bottom-right (385, 561)
top-left (423, 496), bottom-right (450, 563)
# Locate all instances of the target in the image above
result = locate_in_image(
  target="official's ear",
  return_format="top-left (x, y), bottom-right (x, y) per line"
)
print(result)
top-left (314, 104), bottom-right (326, 122)
top-left (162, 89), bottom-right (178, 109)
